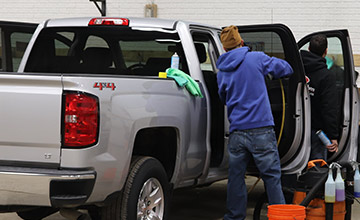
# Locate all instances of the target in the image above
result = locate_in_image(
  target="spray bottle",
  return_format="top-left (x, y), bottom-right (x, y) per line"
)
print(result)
top-left (170, 52), bottom-right (180, 69)
top-left (354, 164), bottom-right (360, 198)
top-left (316, 130), bottom-right (332, 146)
top-left (335, 166), bottom-right (345, 201)
top-left (325, 167), bottom-right (336, 203)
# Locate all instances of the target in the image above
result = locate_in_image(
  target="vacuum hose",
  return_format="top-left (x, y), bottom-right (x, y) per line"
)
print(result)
top-left (300, 172), bottom-right (328, 206)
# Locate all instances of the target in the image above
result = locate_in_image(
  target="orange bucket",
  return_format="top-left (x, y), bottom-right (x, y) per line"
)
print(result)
top-left (306, 199), bottom-right (346, 220)
top-left (267, 204), bottom-right (306, 220)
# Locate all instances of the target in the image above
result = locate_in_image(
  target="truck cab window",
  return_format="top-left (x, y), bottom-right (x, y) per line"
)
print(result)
top-left (10, 32), bottom-right (32, 72)
top-left (120, 40), bottom-right (174, 75)
top-left (85, 35), bottom-right (109, 49)
top-left (54, 32), bottom-right (74, 56)
top-left (25, 27), bottom-right (185, 76)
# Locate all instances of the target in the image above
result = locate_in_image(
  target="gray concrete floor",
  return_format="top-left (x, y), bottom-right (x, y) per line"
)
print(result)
top-left (0, 176), bottom-right (359, 219)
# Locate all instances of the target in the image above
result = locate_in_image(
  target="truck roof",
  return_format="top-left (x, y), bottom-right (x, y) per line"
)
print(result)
top-left (44, 17), bottom-right (219, 30)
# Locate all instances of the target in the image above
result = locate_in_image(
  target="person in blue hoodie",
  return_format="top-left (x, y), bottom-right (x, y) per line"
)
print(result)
top-left (217, 25), bottom-right (294, 220)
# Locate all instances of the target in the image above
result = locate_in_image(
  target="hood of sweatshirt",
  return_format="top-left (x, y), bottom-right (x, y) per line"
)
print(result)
top-left (216, 47), bottom-right (250, 72)
top-left (300, 50), bottom-right (327, 73)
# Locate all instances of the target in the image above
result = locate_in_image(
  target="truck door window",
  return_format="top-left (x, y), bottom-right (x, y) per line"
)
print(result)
top-left (300, 37), bottom-right (344, 71)
top-left (0, 28), bottom-right (2, 70)
top-left (299, 37), bottom-right (345, 108)
top-left (10, 32), bottom-right (32, 72)
top-left (240, 32), bottom-right (285, 59)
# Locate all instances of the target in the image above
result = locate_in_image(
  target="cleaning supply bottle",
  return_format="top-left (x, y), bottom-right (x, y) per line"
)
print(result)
top-left (325, 167), bottom-right (336, 203)
top-left (316, 130), bottom-right (332, 146)
top-left (354, 164), bottom-right (360, 198)
top-left (171, 52), bottom-right (180, 69)
top-left (335, 167), bottom-right (345, 201)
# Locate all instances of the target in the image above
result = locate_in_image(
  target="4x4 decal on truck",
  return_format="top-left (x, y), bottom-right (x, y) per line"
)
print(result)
top-left (93, 82), bottom-right (116, 91)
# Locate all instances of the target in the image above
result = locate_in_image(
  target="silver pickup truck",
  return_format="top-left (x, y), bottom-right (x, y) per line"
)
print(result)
top-left (0, 17), bottom-right (358, 220)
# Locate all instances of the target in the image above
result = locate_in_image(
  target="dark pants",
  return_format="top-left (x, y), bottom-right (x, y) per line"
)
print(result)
top-left (310, 129), bottom-right (328, 161)
top-left (224, 127), bottom-right (285, 220)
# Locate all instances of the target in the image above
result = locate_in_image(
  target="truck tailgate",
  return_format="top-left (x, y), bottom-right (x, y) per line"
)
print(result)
top-left (0, 74), bottom-right (62, 164)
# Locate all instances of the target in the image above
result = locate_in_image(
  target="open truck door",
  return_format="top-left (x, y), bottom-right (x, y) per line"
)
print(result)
top-left (298, 30), bottom-right (359, 163)
top-left (0, 21), bottom-right (37, 72)
top-left (0, 21), bottom-right (63, 165)
top-left (235, 24), bottom-right (311, 174)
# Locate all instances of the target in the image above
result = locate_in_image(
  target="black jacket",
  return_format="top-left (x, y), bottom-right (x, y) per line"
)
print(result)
top-left (300, 50), bottom-right (339, 139)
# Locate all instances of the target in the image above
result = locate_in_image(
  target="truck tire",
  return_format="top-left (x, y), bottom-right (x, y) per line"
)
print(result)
top-left (102, 156), bottom-right (169, 220)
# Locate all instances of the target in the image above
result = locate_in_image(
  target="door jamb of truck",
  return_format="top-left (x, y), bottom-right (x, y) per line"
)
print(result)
top-left (298, 30), bottom-right (357, 162)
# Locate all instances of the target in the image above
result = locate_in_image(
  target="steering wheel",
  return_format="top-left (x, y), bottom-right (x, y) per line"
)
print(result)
top-left (127, 63), bottom-right (146, 71)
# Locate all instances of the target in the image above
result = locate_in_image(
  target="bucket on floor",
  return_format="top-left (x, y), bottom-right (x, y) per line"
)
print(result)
top-left (306, 199), bottom-right (346, 220)
top-left (267, 204), bottom-right (306, 220)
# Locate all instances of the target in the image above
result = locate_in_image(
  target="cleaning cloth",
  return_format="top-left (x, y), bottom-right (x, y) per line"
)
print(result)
top-left (325, 56), bottom-right (334, 69)
top-left (166, 68), bottom-right (203, 98)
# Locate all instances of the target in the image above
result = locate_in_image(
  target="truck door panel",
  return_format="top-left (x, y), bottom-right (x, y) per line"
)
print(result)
top-left (0, 74), bottom-right (63, 164)
top-left (0, 22), bottom-right (62, 165)
top-left (298, 30), bottom-right (359, 162)
top-left (235, 24), bottom-right (310, 174)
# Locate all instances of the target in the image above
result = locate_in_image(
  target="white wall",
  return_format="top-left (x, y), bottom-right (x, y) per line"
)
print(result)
top-left (1, 0), bottom-right (360, 71)
top-left (1, 0), bottom-right (359, 44)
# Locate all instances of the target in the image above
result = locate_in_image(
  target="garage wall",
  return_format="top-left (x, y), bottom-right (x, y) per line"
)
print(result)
top-left (0, 0), bottom-right (360, 71)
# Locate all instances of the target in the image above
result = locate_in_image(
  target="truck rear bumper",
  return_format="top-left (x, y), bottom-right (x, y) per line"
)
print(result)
top-left (0, 166), bottom-right (96, 207)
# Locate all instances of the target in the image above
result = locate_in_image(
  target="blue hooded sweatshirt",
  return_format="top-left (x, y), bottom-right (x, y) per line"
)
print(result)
top-left (217, 47), bottom-right (293, 132)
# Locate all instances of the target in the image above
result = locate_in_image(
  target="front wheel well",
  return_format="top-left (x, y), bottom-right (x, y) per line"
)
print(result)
top-left (132, 127), bottom-right (177, 181)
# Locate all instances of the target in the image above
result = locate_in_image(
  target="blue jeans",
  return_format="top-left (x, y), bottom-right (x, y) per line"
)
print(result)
top-left (224, 127), bottom-right (285, 220)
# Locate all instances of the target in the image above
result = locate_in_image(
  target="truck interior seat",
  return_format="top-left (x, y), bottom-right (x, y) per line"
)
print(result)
top-left (51, 56), bottom-right (79, 73)
top-left (195, 43), bottom-right (225, 167)
top-left (145, 57), bottom-right (171, 76)
top-left (82, 47), bottom-right (114, 74)
top-left (195, 43), bottom-right (207, 64)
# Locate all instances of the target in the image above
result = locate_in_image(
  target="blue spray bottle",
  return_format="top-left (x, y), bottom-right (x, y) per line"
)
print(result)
top-left (354, 164), bottom-right (360, 198)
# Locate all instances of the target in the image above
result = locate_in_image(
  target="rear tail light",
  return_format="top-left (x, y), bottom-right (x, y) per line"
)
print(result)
top-left (63, 92), bottom-right (99, 147)
top-left (88, 18), bottom-right (129, 26)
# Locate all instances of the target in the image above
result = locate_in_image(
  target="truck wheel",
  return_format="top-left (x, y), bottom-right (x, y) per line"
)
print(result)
top-left (102, 156), bottom-right (169, 220)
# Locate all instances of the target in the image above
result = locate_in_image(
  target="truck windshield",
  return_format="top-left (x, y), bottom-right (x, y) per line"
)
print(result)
top-left (25, 27), bottom-right (187, 76)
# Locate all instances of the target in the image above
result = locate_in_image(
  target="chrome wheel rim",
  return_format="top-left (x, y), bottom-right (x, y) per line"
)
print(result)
top-left (137, 177), bottom-right (164, 220)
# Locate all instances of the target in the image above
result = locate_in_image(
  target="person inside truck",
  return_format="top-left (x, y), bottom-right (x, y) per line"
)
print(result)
top-left (216, 25), bottom-right (294, 220)
top-left (300, 34), bottom-right (339, 161)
